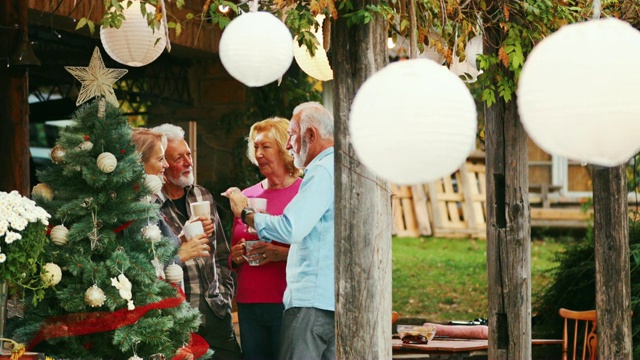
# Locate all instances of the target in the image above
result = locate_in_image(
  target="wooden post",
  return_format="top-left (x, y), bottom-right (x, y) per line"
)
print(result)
top-left (332, 4), bottom-right (391, 359)
top-left (484, 8), bottom-right (531, 357)
top-left (593, 165), bottom-right (632, 359)
top-left (0, 0), bottom-right (30, 195)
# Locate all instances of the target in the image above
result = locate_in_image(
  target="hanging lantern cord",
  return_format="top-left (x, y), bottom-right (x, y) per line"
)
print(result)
top-left (249, 0), bottom-right (259, 12)
top-left (408, 0), bottom-right (417, 60)
top-left (592, 0), bottom-right (601, 19)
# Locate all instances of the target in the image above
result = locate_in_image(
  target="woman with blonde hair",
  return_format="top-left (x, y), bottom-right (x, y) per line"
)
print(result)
top-left (229, 117), bottom-right (302, 360)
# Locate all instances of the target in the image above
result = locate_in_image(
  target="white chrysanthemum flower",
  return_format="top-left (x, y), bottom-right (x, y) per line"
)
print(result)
top-left (0, 253), bottom-right (6, 263)
top-left (5, 231), bottom-right (21, 244)
top-left (10, 217), bottom-right (28, 232)
top-left (0, 220), bottom-right (7, 237)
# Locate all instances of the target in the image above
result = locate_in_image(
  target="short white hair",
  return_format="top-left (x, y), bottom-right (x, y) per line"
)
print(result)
top-left (152, 124), bottom-right (185, 142)
top-left (293, 102), bottom-right (333, 140)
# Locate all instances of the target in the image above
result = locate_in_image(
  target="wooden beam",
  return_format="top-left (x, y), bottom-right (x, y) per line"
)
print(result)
top-left (484, 6), bottom-right (532, 356)
top-left (593, 165), bottom-right (632, 359)
top-left (333, 6), bottom-right (391, 358)
top-left (0, 0), bottom-right (31, 195)
top-left (27, 0), bottom-right (220, 54)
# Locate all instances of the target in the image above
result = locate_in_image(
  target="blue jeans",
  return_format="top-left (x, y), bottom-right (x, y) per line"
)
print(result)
top-left (237, 303), bottom-right (284, 360)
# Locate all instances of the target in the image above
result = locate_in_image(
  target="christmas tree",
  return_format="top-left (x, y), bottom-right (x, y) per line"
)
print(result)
top-left (12, 48), bottom-right (208, 359)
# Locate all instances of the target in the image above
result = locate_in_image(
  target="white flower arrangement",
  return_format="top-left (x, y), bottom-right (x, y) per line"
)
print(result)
top-left (0, 191), bottom-right (50, 254)
top-left (0, 191), bottom-right (51, 298)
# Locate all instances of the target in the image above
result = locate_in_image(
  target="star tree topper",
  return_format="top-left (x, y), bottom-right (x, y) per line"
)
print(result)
top-left (65, 47), bottom-right (128, 107)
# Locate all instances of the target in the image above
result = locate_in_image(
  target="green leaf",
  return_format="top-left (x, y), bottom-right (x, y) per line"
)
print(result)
top-left (87, 20), bottom-right (95, 35)
top-left (75, 17), bottom-right (88, 31)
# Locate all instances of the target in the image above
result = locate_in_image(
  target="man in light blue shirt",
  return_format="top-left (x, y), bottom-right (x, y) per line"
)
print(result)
top-left (226, 102), bottom-right (335, 359)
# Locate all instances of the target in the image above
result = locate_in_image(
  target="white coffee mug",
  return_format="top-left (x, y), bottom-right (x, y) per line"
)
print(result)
top-left (183, 220), bottom-right (205, 240)
top-left (190, 201), bottom-right (211, 217)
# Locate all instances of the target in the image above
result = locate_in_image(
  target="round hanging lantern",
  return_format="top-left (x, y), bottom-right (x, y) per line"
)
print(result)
top-left (350, 59), bottom-right (477, 185)
top-left (293, 15), bottom-right (333, 81)
top-left (450, 55), bottom-right (481, 83)
top-left (465, 35), bottom-right (483, 69)
top-left (100, 0), bottom-right (167, 67)
top-left (517, 18), bottom-right (640, 167)
top-left (388, 32), bottom-right (445, 64)
top-left (219, 11), bottom-right (293, 87)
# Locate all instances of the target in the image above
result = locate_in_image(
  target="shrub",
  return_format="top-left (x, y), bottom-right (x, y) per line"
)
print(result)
top-left (533, 220), bottom-right (640, 357)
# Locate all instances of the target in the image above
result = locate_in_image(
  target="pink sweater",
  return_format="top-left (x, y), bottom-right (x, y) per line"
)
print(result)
top-left (230, 178), bottom-right (302, 303)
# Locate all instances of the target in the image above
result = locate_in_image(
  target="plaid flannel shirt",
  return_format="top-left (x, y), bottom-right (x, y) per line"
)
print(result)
top-left (157, 184), bottom-right (234, 320)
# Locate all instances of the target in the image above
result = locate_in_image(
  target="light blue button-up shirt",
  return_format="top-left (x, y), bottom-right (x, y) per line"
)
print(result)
top-left (254, 147), bottom-right (335, 311)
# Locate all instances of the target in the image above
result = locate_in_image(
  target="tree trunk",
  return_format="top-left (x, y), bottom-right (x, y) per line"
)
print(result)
top-left (593, 165), bottom-right (632, 359)
top-left (0, 0), bottom-right (30, 195)
top-left (484, 14), bottom-right (531, 358)
top-left (332, 3), bottom-right (391, 359)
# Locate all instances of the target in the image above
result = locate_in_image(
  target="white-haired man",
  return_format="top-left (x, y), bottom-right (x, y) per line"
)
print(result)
top-left (226, 102), bottom-right (335, 359)
top-left (153, 124), bottom-right (242, 360)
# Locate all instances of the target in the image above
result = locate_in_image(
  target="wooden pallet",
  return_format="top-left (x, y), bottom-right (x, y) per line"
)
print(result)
top-left (391, 159), bottom-right (487, 239)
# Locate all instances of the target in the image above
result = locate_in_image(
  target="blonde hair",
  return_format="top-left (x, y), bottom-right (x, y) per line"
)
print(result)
top-left (246, 117), bottom-right (301, 177)
top-left (132, 128), bottom-right (167, 164)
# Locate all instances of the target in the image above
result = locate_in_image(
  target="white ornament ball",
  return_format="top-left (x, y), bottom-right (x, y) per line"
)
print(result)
top-left (144, 174), bottom-right (163, 195)
top-left (517, 18), bottom-right (640, 167)
top-left (50, 224), bottom-right (69, 246)
top-left (77, 141), bottom-right (94, 151)
top-left (293, 15), bottom-right (333, 81)
top-left (97, 152), bottom-right (118, 173)
top-left (84, 284), bottom-right (106, 308)
top-left (219, 11), bottom-right (293, 87)
top-left (32, 183), bottom-right (54, 201)
top-left (128, 356), bottom-right (143, 360)
top-left (349, 59), bottom-right (477, 185)
top-left (41, 262), bottom-right (62, 287)
top-left (164, 263), bottom-right (183, 284)
top-left (100, 0), bottom-right (167, 67)
top-left (142, 223), bottom-right (162, 243)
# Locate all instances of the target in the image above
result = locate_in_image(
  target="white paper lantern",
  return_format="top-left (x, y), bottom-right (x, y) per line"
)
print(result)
top-left (293, 15), bottom-right (333, 81)
top-left (219, 11), bottom-right (293, 87)
top-left (350, 59), bottom-right (477, 185)
top-left (465, 35), bottom-right (483, 69)
top-left (517, 18), bottom-right (640, 167)
top-left (165, 263), bottom-right (183, 284)
top-left (50, 224), bottom-right (69, 246)
top-left (388, 33), bottom-right (445, 64)
top-left (97, 152), bottom-right (118, 173)
top-left (450, 55), bottom-right (482, 83)
top-left (100, 0), bottom-right (167, 67)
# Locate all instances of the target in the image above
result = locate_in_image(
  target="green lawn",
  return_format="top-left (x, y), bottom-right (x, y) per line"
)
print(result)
top-left (392, 237), bottom-right (564, 323)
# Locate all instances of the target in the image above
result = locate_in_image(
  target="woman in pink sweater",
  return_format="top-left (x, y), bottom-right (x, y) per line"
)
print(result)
top-left (229, 117), bottom-right (302, 360)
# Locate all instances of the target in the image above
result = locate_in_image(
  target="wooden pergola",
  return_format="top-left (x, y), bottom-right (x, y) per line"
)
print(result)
top-left (0, 1), bottom-right (633, 359)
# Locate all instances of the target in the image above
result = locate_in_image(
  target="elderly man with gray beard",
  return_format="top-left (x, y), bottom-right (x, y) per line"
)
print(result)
top-left (153, 124), bottom-right (242, 360)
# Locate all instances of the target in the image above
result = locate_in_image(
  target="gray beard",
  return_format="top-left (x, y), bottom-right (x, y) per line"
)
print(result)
top-left (293, 139), bottom-right (309, 169)
top-left (167, 171), bottom-right (194, 188)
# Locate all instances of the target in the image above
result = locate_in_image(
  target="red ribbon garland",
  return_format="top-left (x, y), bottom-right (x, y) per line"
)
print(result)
top-left (113, 220), bottom-right (133, 234)
top-left (28, 292), bottom-right (185, 350)
top-left (171, 333), bottom-right (209, 360)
